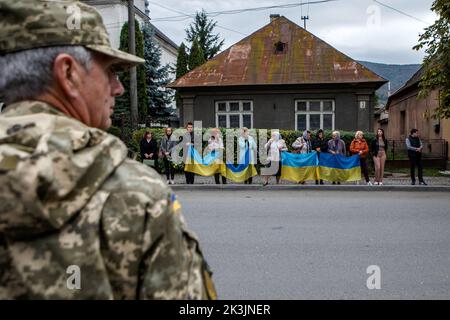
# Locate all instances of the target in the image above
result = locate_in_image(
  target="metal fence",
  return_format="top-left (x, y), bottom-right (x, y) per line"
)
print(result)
top-left (388, 139), bottom-right (448, 161)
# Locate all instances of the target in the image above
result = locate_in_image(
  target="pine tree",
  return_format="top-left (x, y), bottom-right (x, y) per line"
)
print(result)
top-left (175, 42), bottom-right (189, 111)
top-left (188, 37), bottom-right (206, 71)
top-left (176, 42), bottom-right (189, 78)
top-left (142, 23), bottom-right (173, 123)
top-left (186, 10), bottom-right (224, 60)
top-left (114, 20), bottom-right (148, 126)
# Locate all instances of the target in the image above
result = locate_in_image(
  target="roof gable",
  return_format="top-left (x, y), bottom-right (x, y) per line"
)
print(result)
top-left (168, 16), bottom-right (386, 88)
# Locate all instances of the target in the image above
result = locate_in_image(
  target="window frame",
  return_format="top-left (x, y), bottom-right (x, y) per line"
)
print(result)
top-left (215, 100), bottom-right (254, 128)
top-left (294, 99), bottom-right (335, 131)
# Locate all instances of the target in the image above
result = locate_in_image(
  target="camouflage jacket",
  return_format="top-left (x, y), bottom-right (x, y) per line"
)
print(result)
top-left (0, 101), bottom-right (216, 299)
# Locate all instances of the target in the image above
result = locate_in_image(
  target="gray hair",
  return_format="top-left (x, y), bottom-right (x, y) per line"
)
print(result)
top-left (0, 46), bottom-right (92, 105)
top-left (332, 130), bottom-right (341, 139)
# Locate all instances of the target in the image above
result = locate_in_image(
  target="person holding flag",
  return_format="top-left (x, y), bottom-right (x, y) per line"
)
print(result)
top-left (350, 131), bottom-right (371, 185)
top-left (311, 129), bottom-right (328, 185)
top-left (292, 130), bottom-right (313, 184)
top-left (238, 127), bottom-right (257, 184)
top-left (262, 132), bottom-right (288, 186)
top-left (327, 131), bottom-right (346, 184)
top-left (208, 128), bottom-right (227, 184)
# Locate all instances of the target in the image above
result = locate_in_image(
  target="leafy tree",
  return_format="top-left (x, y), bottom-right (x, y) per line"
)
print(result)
top-left (142, 23), bottom-right (173, 123)
top-left (188, 37), bottom-right (206, 71)
top-left (115, 20), bottom-right (148, 125)
top-left (413, 0), bottom-right (450, 118)
top-left (186, 10), bottom-right (224, 60)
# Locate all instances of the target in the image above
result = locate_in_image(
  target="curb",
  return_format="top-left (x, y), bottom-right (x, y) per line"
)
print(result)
top-left (170, 184), bottom-right (450, 192)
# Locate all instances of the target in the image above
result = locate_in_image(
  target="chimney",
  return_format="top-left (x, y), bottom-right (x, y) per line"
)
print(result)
top-left (270, 14), bottom-right (280, 22)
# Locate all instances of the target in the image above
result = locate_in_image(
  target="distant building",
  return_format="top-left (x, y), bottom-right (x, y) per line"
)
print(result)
top-left (168, 15), bottom-right (387, 132)
top-left (81, 0), bottom-right (178, 110)
top-left (373, 106), bottom-right (389, 133)
top-left (385, 67), bottom-right (450, 169)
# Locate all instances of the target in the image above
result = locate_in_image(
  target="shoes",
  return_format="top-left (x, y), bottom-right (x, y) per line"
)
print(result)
top-left (166, 180), bottom-right (170, 184)
top-left (262, 182), bottom-right (268, 186)
top-left (411, 181), bottom-right (416, 185)
top-left (374, 181), bottom-right (379, 185)
top-left (367, 181), bottom-right (373, 186)
top-left (320, 180), bottom-right (324, 185)
top-left (170, 180), bottom-right (175, 185)
top-left (419, 181), bottom-right (427, 185)
top-left (379, 182), bottom-right (383, 185)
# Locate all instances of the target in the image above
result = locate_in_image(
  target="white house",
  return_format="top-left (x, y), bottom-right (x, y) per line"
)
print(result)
top-left (81, 1), bottom-right (179, 110)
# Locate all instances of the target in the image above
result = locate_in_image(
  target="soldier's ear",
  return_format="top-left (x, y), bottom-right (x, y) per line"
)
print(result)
top-left (53, 54), bottom-right (84, 99)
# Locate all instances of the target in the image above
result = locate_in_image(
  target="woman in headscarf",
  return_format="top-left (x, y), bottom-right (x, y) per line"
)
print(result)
top-left (208, 127), bottom-right (227, 184)
top-left (327, 130), bottom-right (346, 184)
top-left (238, 127), bottom-right (257, 184)
top-left (262, 131), bottom-right (287, 186)
top-left (292, 130), bottom-right (312, 154)
top-left (292, 130), bottom-right (313, 184)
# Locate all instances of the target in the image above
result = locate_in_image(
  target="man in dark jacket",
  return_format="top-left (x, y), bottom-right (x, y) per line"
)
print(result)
top-left (311, 129), bottom-right (328, 184)
top-left (406, 128), bottom-right (427, 185)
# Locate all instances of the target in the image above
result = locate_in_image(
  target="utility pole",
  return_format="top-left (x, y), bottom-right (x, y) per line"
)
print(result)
top-left (128, 0), bottom-right (139, 129)
top-left (301, 15), bottom-right (309, 29)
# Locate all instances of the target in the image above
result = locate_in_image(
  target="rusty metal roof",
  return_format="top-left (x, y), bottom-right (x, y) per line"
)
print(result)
top-left (168, 16), bottom-right (387, 89)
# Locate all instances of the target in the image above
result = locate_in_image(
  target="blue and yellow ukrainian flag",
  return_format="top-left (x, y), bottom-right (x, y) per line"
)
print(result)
top-left (221, 148), bottom-right (258, 182)
top-left (281, 151), bottom-right (319, 182)
top-left (184, 146), bottom-right (222, 176)
top-left (318, 153), bottom-right (361, 182)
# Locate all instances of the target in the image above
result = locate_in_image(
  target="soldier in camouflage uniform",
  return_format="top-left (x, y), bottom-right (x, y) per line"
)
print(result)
top-left (0, 0), bottom-right (216, 299)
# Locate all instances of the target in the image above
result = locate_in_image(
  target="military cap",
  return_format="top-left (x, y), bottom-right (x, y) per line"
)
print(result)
top-left (0, 0), bottom-right (144, 68)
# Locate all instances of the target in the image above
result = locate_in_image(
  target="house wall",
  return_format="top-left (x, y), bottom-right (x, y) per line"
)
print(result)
top-left (443, 118), bottom-right (450, 169)
top-left (388, 89), bottom-right (441, 140)
top-left (388, 89), bottom-right (450, 169)
top-left (180, 86), bottom-right (376, 132)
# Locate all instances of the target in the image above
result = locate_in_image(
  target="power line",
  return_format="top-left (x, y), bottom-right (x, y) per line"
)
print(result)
top-left (151, 0), bottom-right (340, 22)
top-left (149, 1), bottom-right (247, 36)
top-left (373, 0), bottom-right (431, 25)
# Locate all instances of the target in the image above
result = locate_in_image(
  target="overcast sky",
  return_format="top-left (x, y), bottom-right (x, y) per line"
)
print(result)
top-left (148, 0), bottom-right (436, 65)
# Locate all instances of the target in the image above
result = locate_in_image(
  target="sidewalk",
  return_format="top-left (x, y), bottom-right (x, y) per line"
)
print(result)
top-left (160, 173), bottom-right (450, 192)
top-left (162, 173), bottom-right (450, 186)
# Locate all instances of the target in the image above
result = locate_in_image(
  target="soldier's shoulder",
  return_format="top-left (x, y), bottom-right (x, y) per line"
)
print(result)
top-left (102, 158), bottom-right (171, 202)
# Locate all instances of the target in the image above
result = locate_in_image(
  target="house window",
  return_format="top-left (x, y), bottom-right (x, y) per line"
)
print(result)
top-left (295, 100), bottom-right (335, 131)
top-left (400, 110), bottom-right (406, 135)
top-left (215, 101), bottom-right (253, 128)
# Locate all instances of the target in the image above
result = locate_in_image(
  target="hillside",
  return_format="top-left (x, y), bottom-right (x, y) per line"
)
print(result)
top-left (358, 60), bottom-right (421, 105)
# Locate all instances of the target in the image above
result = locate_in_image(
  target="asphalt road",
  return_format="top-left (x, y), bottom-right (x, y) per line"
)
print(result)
top-left (176, 190), bottom-right (450, 299)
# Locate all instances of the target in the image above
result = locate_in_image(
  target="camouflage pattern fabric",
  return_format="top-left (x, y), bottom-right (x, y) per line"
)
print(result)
top-left (0, 0), bottom-right (144, 67)
top-left (0, 101), bottom-right (216, 299)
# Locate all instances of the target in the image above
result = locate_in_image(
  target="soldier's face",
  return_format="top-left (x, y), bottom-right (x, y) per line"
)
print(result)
top-left (79, 53), bottom-right (124, 129)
